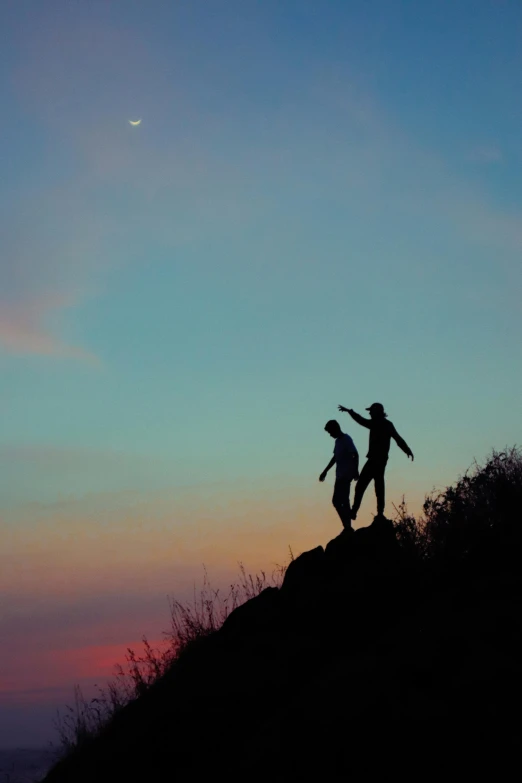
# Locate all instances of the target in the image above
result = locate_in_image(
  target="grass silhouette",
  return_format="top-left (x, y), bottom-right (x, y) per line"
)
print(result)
top-left (54, 563), bottom-right (287, 755)
top-left (44, 448), bottom-right (522, 781)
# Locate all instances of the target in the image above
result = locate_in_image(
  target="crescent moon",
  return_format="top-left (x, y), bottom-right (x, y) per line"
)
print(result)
top-left (129, 119), bottom-right (142, 126)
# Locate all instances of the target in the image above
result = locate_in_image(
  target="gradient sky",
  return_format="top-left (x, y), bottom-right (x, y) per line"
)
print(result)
top-left (1, 0), bottom-right (522, 748)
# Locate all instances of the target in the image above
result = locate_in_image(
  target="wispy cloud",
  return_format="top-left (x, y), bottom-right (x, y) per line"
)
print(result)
top-left (5, 4), bottom-right (521, 360)
top-left (467, 144), bottom-right (503, 163)
top-left (0, 294), bottom-right (97, 361)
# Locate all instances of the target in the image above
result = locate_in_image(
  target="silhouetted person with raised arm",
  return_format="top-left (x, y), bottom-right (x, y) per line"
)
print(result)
top-left (338, 402), bottom-right (414, 520)
top-left (319, 420), bottom-right (359, 530)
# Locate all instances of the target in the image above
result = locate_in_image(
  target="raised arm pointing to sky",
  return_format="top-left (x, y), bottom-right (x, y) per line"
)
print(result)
top-left (338, 402), bottom-right (413, 520)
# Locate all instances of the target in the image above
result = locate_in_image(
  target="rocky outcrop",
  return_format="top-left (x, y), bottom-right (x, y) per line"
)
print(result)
top-left (42, 513), bottom-right (522, 782)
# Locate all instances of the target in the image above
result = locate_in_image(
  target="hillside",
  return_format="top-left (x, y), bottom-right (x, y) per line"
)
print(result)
top-left (42, 450), bottom-right (522, 781)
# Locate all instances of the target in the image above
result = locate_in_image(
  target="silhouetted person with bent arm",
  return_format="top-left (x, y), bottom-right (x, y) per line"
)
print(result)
top-left (338, 402), bottom-right (414, 520)
top-left (319, 420), bottom-right (359, 530)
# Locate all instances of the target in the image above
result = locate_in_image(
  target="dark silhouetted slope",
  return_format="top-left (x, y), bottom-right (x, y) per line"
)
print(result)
top-left (42, 450), bottom-right (522, 781)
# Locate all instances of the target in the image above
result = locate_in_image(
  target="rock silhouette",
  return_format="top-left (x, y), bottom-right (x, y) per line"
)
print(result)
top-left (42, 450), bottom-right (522, 781)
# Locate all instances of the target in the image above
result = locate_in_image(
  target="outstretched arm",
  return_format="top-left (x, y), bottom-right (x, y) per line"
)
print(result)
top-left (338, 406), bottom-right (371, 428)
top-left (392, 427), bottom-right (414, 460)
top-left (319, 457), bottom-right (336, 482)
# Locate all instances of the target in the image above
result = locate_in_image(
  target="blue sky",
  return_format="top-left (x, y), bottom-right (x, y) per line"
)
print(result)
top-left (1, 0), bottom-right (521, 747)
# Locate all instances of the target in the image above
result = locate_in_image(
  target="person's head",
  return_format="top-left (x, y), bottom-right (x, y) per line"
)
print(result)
top-left (366, 402), bottom-right (387, 420)
top-left (324, 419), bottom-right (342, 438)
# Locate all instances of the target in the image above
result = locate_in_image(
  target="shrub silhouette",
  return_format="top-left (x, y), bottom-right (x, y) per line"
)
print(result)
top-left (393, 447), bottom-right (522, 566)
top-left (423, 447), bottom-right (522, 563)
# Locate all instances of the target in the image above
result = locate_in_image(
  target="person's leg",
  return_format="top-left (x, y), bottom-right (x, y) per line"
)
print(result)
top-left (374, 460), bottom-right (387, 516)
top-left (351, 460), bottom-right (375, 519)
top-left (332, 478), bottom-right (352, 529)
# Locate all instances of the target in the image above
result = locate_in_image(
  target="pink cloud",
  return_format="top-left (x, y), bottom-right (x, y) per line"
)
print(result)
top-left (0, 639), bottom-right (167, 695)
top-left (0, 293), bottom-right (97, 362)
